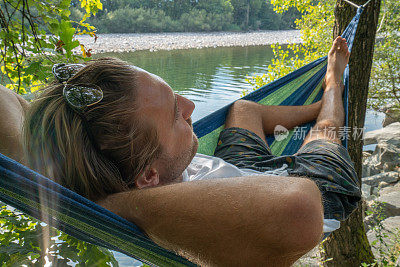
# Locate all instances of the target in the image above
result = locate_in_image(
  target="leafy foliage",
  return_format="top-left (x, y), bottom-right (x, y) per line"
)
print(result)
top-left (0, 0), bottom-right (101, 93)
top-left (246, 0), bottom-right (334, 90)
top-left (0, 204), bottom-right (118, 266)
top-left (368, 0), bottom-right (400, 111)
top-left (100, 8), bottom-right (181, 33)
top-left (179, 9), bottom-right (234, 32)
top-left (73, 0), bottom-right (300, 33)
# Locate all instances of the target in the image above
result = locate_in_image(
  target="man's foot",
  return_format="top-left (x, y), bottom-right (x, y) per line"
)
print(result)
top-left (325, 36), bottom-right (350, 92)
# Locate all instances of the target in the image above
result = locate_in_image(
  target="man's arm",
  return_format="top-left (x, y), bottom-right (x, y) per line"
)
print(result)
top-left (99, 175), bottom-right (323, 266)
top-left (0, 85), bottom-right (29, 163)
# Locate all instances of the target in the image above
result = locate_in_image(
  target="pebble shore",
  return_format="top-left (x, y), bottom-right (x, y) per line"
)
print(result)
top-left (76, 30), bottom-right (301, 53)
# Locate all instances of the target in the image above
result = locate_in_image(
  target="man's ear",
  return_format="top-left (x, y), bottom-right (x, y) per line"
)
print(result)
top-left (135, 168), bottom-right (160, 189)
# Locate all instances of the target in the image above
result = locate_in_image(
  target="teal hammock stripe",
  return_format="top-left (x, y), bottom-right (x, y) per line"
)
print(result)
top-left (0, 6), bottom-right (364, 266)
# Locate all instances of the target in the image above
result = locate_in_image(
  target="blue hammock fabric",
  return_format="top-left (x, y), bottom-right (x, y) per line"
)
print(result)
top-left (0, 6), bottom-right (364, 267)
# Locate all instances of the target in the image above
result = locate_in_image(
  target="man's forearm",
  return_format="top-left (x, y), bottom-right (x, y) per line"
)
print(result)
top-left (0, 85), bottom-right (29, 163)
top-left (99, 175), bottom-right (323, 266)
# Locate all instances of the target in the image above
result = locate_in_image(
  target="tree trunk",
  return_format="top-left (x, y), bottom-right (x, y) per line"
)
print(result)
top-left (321, 0), bottom-right (381, 266)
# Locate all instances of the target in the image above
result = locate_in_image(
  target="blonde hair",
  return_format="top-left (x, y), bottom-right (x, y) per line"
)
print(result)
top-left (24, 58), bottom-right (161, 201)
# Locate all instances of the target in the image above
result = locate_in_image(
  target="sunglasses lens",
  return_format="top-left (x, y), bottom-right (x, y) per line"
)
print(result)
top-left (63, 85), bottom-right (103, 109)
top-left (52, 63), bottom-right (85, 83)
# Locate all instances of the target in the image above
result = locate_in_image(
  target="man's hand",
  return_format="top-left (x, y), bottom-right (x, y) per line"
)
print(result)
top-left (98, 175), bottom-right (323, 266)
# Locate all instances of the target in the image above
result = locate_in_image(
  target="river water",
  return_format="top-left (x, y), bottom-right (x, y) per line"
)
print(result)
top-left (96, 45), bottom-right (384, 265)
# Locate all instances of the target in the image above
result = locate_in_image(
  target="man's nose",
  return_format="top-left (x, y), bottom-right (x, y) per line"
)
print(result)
top-left (178, 95), bottom-right (195, 120)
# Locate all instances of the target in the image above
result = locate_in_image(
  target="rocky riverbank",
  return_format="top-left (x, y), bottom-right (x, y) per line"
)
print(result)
top-left (296, 109), bottom-right (400, 266)
top-left (362, 119), bottom-right (400, 265)
top-left (76, 30), bottom-right (301, 53)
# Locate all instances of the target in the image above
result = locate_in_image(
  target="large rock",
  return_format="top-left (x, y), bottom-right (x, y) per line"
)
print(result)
top-left (376, 143), bottom-right (400, 171)
top-left (362, 143), bottom-right (400, 177)
top-left (362, 172), bottom-right (400, 187)
top-left (364, 122), bottom-right (400, 145)
top-left (374, 191), bottom-right (400, 217)
top-left (366, 216), bottom-right (400, 261)
top-left (382, 108), bottom-right (400, 127)
top-left (379, 182), bottom-right (400, 195)
top-left (362, 157), bottom-right (382, 177)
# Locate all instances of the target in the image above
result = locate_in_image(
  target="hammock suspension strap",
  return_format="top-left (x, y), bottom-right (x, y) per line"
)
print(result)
top-left (343, 0), bottom-right (373, 9)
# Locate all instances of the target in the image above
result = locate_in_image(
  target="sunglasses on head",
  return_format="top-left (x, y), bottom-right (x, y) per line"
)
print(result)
top-left (52, 63), bottom-right (103, 110)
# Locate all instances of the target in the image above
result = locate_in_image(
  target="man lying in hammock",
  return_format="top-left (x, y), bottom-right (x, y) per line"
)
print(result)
top-left (0, 36), bottom-right (360, 266)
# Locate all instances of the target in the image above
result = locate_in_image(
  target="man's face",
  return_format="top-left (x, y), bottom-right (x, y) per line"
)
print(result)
top-left (135, 69), bottom-right (198, 185)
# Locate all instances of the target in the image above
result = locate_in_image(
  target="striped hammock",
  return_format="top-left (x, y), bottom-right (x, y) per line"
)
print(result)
top-left (0, 6), bottom-right (365, 267)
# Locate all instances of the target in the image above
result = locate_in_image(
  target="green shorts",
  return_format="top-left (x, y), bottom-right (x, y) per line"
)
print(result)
top-left (214, 127), bottom-right (361, 221)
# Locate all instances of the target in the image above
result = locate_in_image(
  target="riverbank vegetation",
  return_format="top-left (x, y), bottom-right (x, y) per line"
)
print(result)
top-left (70, 0), bottom-right (300, 33)
top-left (0, 0), bottom-right (101, 92)
top-left (248, 0), bottom-right (399, 111)
top-left (368, 0), bottom-right (400, 111)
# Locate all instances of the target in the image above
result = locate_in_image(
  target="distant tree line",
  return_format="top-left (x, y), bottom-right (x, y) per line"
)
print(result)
top-left (70, 0), bottom-right (300, 33)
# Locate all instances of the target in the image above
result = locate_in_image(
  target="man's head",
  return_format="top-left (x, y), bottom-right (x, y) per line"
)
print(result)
top-left (25, 58), bottom-right (197, 201)
top-left (133, 69), bottom-right (198, 188)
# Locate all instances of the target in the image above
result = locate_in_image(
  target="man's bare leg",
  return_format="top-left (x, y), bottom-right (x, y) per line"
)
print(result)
top-left (225, 100), bottom-right (321, 143)
top-left (301, 36), bottom-right (350, 147)
top-left (0, 85), bottom-right (29, 163)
